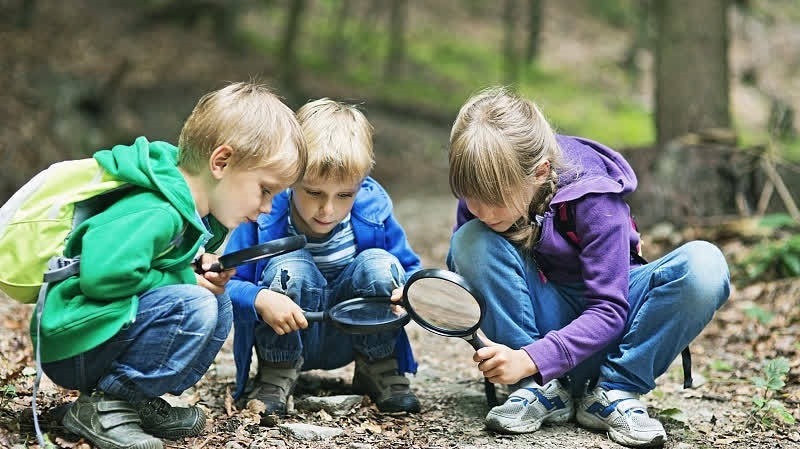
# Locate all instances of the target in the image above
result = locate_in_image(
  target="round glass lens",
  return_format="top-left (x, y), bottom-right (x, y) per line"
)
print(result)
top-left (329, 299), bottom-right (405, 326)
top-left (405, 277), bottom-right (481, 332)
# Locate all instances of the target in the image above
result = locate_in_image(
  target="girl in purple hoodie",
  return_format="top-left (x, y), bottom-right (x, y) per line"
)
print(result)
top-left (447, 87), bottom-right (730, 448)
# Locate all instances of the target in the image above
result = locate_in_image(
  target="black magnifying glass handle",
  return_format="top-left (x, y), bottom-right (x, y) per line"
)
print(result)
top-left (463, 332), bottom-right (486, 351)
top-left (304, 311), bottom-right (325, 322)
top-left (467, 333), bottom-right (499, 407)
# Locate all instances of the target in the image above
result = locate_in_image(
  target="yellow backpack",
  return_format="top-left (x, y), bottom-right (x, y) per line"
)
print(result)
top-left (0, 158), bottom-right (130, 303)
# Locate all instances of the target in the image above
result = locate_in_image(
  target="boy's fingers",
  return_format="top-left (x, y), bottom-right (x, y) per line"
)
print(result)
top-left (295, 311), bottom-right (309, 329)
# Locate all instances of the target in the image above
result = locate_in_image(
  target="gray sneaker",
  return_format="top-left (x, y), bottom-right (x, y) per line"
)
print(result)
top-left (136, 397), bottom-right (206, 439)
top-left (485, 378), bottom-right (573, 433)
top-left (576, 386), bottom-right (666, 447)
top-left (62, 392), bottom-right (163, 449)
top-left (246, 358), bottom-right (302, 415)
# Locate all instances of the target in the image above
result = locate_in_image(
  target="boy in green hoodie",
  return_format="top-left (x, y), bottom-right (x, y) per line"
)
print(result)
top-left (30, 82), bottom-right (307, 449)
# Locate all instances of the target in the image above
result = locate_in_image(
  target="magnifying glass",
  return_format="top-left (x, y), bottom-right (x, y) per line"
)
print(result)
top-left (401, 268), bottom-right (486, 349)
top-left (401, 268), bottom-right (498, 406)
top-left (303, 296), bottom-right (410, 335)
top-left (199, 235), bottom-right (307, 273)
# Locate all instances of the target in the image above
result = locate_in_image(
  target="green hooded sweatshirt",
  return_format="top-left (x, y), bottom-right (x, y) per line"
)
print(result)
top-left (30, 136), bottom-right (228, 363)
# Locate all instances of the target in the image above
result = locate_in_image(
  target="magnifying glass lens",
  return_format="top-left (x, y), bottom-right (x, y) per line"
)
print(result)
top-left (405, 278), bottom-right (481, 332)
top-left (329, 299), bottom-right (404, 326)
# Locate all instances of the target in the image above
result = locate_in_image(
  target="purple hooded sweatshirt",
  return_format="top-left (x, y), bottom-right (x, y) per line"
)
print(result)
top-left (455, 135), bottom-right (641, 384)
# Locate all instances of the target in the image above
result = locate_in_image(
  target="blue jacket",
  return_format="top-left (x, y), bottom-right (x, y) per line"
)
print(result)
top-left (226, 176), bottom-right (421, 398)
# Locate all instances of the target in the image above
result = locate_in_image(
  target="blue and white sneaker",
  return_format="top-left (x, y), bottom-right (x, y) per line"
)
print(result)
top-left (576, 386), bottom-right (666, 447)
top-left (484, 379), bottom-right (573, 433)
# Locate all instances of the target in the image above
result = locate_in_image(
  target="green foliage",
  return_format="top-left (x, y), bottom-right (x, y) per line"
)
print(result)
top-left (585, 0), bottom-right (640, 28)
top-left (734, 232), bottom-right (800, 285)
top-left (238, 2), bottom-right (655, 149)
top-left (0, 383), bottom-right (16, 408)
top-left (750, 357), bottom-right (796, 428)
top-left (710, 359), bottom-right (734, 372)
top-left (744, 305), bottom-right (774, 326)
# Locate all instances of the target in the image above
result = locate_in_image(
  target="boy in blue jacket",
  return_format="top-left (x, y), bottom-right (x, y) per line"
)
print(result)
top-left (226, 99), bottom-right (421, 415)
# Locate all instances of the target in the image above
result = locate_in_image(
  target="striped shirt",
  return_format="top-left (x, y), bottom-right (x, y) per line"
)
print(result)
top-left (288, 212), bottom-right (357, 281)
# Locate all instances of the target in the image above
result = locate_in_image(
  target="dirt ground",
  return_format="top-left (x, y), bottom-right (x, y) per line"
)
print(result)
top-left (1, 194), bottom-right (799, 449)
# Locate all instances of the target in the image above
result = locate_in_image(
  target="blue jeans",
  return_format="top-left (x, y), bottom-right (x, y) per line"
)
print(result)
top-left (448, 220), bottom-right (730, 395)
top-left (254, 248), bottom-right (404, 370)
top-left (43, 284), bottom-right (232, 403)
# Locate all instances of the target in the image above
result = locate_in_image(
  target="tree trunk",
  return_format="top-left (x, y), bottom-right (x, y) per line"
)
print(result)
top-left (502, 0), bottom-right (520, 84)
top-left (280, 0), bottom-right (307, 91)
top-left (654, 0), bottom-right (731, 145)
top-left (525, 0), bottom-right (542, 65)
top-left (384, 0), bottom-right (408, 79)
top-left (327, 0), bottom-right (353, 64)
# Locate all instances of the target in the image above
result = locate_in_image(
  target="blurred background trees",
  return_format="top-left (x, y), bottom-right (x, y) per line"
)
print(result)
top-left (1, 0), bottom-right (799, 225)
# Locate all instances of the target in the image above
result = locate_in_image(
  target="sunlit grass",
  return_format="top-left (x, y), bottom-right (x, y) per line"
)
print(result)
top-left (238, 6), bottom-right (796, 155)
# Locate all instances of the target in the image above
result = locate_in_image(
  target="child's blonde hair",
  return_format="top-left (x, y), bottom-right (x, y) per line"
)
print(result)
top-left (295, 98), bottom-right (374, 184)
top-left (449, 86), bottom-right (564, 250)
top-left (178, 81), bottom-right (307, 182)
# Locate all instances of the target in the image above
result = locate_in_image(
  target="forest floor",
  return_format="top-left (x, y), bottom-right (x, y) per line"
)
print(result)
top-left (0, 196), bottom-right (799, 449)
top-left (1, 1), bottom-right (799, 448)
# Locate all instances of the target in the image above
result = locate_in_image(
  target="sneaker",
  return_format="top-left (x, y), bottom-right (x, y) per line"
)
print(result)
top-left (246, 358), bottom-right (302, 415)
top-left (62, 392), bottom-right (163, 449)
top-left (136, 397), bottom-right (206, 439)
top-left (484, 378), bottom-right (573, 433)
top-left (576, 386), bottom-right (666, 447)
top-left (352, 354), bottom-right (420, 413)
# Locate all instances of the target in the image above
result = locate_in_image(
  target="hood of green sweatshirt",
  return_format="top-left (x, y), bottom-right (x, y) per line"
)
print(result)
top-left (93, 136), bottom-right (208, 236)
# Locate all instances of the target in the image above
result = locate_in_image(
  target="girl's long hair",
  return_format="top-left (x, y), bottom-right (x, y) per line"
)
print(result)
top-left (448, 86), bottom-right (565, 251)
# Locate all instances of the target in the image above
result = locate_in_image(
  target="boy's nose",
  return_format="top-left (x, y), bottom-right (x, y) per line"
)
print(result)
top-left (259, 199), bottom-right (272, 215)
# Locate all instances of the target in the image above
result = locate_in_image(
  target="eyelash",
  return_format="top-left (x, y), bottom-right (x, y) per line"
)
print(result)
top-left (261, 188), bottom-right (271, 196)
top-left (304, 190), bottom-right (353, 198)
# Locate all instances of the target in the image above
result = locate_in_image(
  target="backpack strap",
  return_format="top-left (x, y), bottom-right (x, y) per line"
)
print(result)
top-left (552, 201), bottom-right (694, 389)
top-left (555, 202), bottom-right (581, 250)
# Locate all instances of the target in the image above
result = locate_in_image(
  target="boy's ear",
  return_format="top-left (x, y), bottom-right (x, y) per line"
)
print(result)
top-left (209, 145), bottom-right (234, 179)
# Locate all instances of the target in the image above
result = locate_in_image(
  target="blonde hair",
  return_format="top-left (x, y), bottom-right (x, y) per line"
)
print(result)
top-left (178, 81), bottom-right (307, 183)
top-left (295, 98), bottom-right (374, 183)
top-left (449, 86), bottom-right (564, 250)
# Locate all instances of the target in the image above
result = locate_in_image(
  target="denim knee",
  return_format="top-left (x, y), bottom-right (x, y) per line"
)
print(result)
top-left (654, 241), bottom-right (730, 327)
top-left (349, 248), bottom-right (404, 294)
top-left (261, 249), bottom-right (326, 293)
top-left (676, 240), bottom-right (730, 310)
top-left (450, 220), bottom-right (513, 276)
top-left (179, 284), bottom-right (220, 336)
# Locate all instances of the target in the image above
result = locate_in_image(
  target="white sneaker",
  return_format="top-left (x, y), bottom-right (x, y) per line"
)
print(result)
top-left (576, 386), bottom-right (666, 447)
top-left (484, 378), bottom-right (573, 433)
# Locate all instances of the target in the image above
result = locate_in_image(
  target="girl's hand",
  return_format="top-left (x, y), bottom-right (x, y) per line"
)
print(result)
top-left (255, 289), bottom-right (308, 335)
top-left (193, 253), bottom-right (235, 295)
top-left (473, 336), bottom-right (539, 385)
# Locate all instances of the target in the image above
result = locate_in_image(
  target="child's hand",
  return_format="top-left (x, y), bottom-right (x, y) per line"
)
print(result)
top-left (193, 253), bottom-right (234, 295)
top-left (389, 286), bottom-right (405, 315)
top-left (473, 336), bottom-right (539, 385)
top-left (255, 289), bottom-right (308, 335)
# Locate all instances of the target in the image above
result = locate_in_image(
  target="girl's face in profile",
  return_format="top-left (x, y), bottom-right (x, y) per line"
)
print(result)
top-left (463, 198), bottom-right (524, 233)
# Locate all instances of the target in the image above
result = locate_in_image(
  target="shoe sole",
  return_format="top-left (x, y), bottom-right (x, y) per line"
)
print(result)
top-left (63, 409), bottom-right (164, 449)
top-left (485, 407), bottom-right (572, 434)
top-left (576, 410), bottom-right (666, 448)
top-left (146, 416), bottom-right (206, 440)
